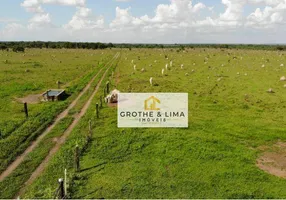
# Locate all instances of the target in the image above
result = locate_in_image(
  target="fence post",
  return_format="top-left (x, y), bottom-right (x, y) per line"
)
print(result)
top-left (96, 103), bottom-right (99, 118)
top-left (64, 169), bottom-right (67, 197)
top-left (104, 88), bottom-right (106, 98)
top-left (106, 81), bottom-right (110, 94)
top-left (88, 119), bottom-right (92, 140)
top-left (57, 80), bottom-right (60, 89)
top-left (58, 178), bottom-right (65, 199)
top-left (74, 145), bottom-right (80, 172)
top-left (24, 102), bottom-right (28, 118)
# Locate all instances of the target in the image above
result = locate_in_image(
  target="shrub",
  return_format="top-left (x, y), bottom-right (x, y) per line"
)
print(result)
top-left (12, 46), bottom-right (25, 53)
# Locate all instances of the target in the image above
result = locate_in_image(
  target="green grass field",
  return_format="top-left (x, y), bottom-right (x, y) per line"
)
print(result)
top-left (1, 48), bottom-right (286, 198)
top-left (0, 48), bottom-right (107, 137)
top-left (0, 49), bottom-right (116, 173)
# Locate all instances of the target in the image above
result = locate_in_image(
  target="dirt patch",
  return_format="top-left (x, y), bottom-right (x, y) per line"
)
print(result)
top-left (17, 94), bottom-right (42, 104)
top-left (107, 102), bottom-right (118, 108)
top-left (52, 137), bottom-right (60, 143)
top-left (256, 142), bottom-right (286, 178)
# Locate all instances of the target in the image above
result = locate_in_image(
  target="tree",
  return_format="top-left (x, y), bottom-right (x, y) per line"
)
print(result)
top-left (13, 46), bottom-right (25, 53)
top-left (0, 45), bottom-right (8, 51)
top-left (107, 43), bottom-right (114, 48)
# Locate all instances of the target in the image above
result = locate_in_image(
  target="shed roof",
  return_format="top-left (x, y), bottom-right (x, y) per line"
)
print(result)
top-left (43, 89), bottom-right (65, 97)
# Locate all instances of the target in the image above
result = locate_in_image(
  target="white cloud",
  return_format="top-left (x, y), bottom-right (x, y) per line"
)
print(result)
top-left (21, 0), bottom-right (85, 8)
top-left (246, 0), bottom-right (286, 28)
top-left (271, 12), bottom-right (283, 23)
top-left (110, 7), bottom-right (143, 28)
top-left (64, 7), bottom-right (104, 31)
top-left (28, 13), bottom-right (52, 29)
top-left (20, 0), bottom-right (101, 31)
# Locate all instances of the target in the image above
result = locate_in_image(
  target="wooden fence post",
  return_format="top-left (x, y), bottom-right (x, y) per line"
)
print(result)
top-left (74, 145), bottom-right (80, 172)
top-left (106, 81), bottom-right (110, 94)
top-left (86, 120), bottom-right (92, 144)
top-left (104, 88), bottom-right (106, 98)
top-left (96, 103), bottom-right (99, 119)
top-left (88, 119), bottom-right (92, 139)
top-left (57, 80), bottom-right (60, 89)
top-left (58, 178), bottom-right (65, 199)
top-left (64, 169), bottom-right (67, 197)
top-left (24, 102), bottom-right (28, 118)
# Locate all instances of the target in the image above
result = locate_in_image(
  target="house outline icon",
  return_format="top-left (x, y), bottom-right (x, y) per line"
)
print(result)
top-left (144, 96), bottom-right (161, 110)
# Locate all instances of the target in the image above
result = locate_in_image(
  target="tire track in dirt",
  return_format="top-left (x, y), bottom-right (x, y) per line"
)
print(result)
top-left (0, 53), bottom-right (118, 182)
top-left (16, 52), bottom-right (120, 198)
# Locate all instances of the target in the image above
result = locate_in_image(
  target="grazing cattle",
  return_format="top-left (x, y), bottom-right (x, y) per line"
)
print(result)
top-left (150, 77), bottom-right (153, 86)
top-left (267, 88), bottom-right (275, 93)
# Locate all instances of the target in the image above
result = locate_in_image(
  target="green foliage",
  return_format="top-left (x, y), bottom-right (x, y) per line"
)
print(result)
top-left (0, 45), bottom-right (8, 51)
top-left (0, 41), bottom-right (114, 50)
top-left (12, 46), bottom-right (25, 53)
top-left (1, 41), bottom-right (286, 51)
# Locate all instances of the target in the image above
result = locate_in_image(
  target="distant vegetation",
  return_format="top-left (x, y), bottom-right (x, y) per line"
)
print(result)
top-left (0, 41), bottom-right (286, 51)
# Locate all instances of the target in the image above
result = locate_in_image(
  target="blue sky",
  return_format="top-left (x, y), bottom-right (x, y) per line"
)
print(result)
top-left (0, 0), bottom-right (285, 43)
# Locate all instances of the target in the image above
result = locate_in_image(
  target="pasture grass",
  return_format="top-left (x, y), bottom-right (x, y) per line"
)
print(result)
top-left (20, 53), bottom-right (120, 199)
top-left (0, 51), bottom-right (116, 198)
top-left (2, 48), bottom-right (286, 198)
top-left (72, 48), bottom-right (286, 199)
top-left (0, 49), bottom-right (114, 173)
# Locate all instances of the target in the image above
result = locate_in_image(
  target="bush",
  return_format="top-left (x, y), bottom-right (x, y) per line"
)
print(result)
top-left (277, 46), bottom-right (285, 51)
top-left (12, 46), bottom-right (25, 53)
top-left (0, 45), bottom-right (8, 51)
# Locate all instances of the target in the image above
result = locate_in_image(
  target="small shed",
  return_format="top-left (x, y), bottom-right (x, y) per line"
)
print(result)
top-left (42, 89), bottom-right (66, 101)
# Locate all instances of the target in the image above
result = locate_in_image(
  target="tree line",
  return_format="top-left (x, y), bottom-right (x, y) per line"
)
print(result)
top-left (0, 41), bottom-right (285, 52)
